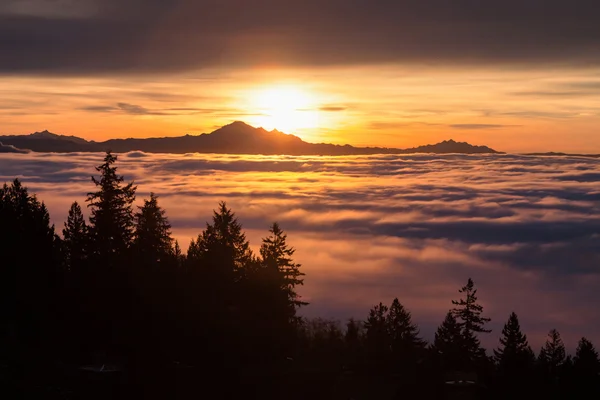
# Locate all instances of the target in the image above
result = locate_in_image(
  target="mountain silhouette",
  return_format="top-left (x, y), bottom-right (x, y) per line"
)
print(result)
top-left (0, 121), bottom-right (500, 155)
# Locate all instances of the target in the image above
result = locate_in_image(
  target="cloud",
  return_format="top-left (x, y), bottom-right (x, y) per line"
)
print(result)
top-left (80, 105), bottom-right (119, 112)
top-left (116, 102), bottom-right (154, 115)
top-left (2, 0), bottom-right (600, 74)
top-left (319, 106), bottom-right (347, 112)
top-left (449, 124), bottom-right (521, 130)
top-left (1, 151), bottom-right (599, 349)
top-left (510, 91), bottom-right (596, 98)
top-left (0, 141), bottom-right (29, 153)
top-left (79, 102), bottom-right (226, 116)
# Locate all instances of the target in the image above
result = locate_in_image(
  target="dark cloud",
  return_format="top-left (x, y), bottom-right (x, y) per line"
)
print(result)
top-left (80, 105), bottom-right (119, 112)
top-left (79, 103), bottom-right (218, 115)
top-left (117, 102), bottom-right (155, 115)
top-left (2, 0), bottom-right (600, 74)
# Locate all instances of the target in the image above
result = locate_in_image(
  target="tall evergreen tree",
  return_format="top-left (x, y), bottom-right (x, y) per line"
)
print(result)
top-left (494, 312), bottom-right (533, 368)
top-left (364, 302), bottom-right (390, 369)
top-left (86, 151), bottom-right (136, 263)
top-left (433, 311), bottom-right (464, 370)
top-left (133, 193), bottom-right (173, 266)
top-left (574, 337), bottom-right (600, 380)
top-left (62, 201), bottom-right (89, 272)
top-left (387, 299), bottom-right (425, 354)
top-left (538, 329), bottom-right (566, 382)
top-left (451, 278), bottom-right (491, 362)
top-left (0, 179), bottom-right (61, 364)
top-left (186, 202), bottom-right (252, 283)
top-left (85, 152), bottom-right (136, 358)
top-left (184, 202), bottom-right (254, 365)
top-left (260, 222), bottom-right (307, 314)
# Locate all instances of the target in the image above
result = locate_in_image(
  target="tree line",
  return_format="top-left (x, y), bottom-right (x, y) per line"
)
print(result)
top-left (1, 151), bottom-right (598, 398)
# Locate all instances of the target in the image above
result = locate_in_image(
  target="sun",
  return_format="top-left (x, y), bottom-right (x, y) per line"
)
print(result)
top-left (249, 86), bottom-right (320, 133)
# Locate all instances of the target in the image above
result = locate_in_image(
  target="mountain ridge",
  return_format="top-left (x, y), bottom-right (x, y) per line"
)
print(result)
top-left (0, 121), bottom-right (501, 155)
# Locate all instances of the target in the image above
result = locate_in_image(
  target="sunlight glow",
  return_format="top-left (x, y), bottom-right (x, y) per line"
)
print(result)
top-left (249, 86), bottom-right (320, 133)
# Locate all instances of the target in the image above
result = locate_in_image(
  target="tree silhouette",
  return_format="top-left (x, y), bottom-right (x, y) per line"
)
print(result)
top-left (133, 192), bottom-right (174, 267)
top-left (62, 201), bottom-right (88, 272)
top-left (388, 299), bottom-right (424, 350)
top-left (86, 151), bottom-right (136, 263)
top-left (494, 312), bottom-right (534, 368)
top-left (0, 179), bottom-right (61, 367)
top-left (187, 201), bottom-right (252, 283)
top-left (573, 337), bottom-right (600, 391)
top-left (184, 202), bottom-right (254, 366)
top-left (451, 278), bottom-right (490, 363)
top-left (494, 312), bottom-right (535, 392)
top-left (433, 311), bottom-right (464, 370)
top-left (364, 302), bottom-right (390, 369)
top-left (386, 298), bottom-right (425, 376)
top-left (260, 222), bottom-right (307, 316)
top-left (538, 329), bottom-right (566, 385)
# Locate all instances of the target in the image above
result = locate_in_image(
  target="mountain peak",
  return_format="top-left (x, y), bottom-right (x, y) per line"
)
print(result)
top-left (31, 130), bottom-right (56, 137)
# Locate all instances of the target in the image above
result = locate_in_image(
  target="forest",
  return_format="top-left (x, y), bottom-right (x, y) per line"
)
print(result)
top-left (1, 152), bottom-right (598, 399)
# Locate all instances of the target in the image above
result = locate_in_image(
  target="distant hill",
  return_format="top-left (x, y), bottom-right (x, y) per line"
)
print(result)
top-left (0, 121), bottom-right (500, 155)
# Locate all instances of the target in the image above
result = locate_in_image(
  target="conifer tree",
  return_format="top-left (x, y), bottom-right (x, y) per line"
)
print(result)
top-left (574, 337), bottom-right (600, 379)
top-left (62, 201), bottom-right (88, 271)
top-left (86, 151), bottom-right (136, 262)
top-left (433, 311), bottom-right (464, 369)
top-left (538, 329), bottom-right (566, 381)
top-left (494, 312), bottom-right (534, 373)
top-left (387, 298), bottom-right (425, 353)
top-left (187, 202), bottom-right (252, 283)
top-left (133, 193), bottom-right (173, 266)
top-left (364, 302), bottom-right (390, 368)
top-left (0, 179), bottom-right (61, 361)
top-left (451, 278), bottom-right (491, 361)
top-left (260, 222), bottom-right (307, 313)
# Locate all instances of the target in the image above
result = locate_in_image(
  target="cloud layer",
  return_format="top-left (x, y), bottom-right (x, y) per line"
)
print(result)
top-left (2, 0), bottom-right (600, 73)
top-left (1, 151), bottom-right (599, 351)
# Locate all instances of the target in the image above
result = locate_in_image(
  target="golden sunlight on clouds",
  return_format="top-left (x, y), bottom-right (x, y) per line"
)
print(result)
top-left (2, 66), bottom-right (600, 152)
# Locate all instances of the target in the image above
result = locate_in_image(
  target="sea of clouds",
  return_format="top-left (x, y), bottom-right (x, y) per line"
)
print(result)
top-left (1, 151), bottom-right (599, 351)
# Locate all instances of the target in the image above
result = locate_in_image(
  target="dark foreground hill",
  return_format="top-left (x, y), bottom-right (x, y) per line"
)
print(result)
top-left (0, 121), bottom-right (500, 155)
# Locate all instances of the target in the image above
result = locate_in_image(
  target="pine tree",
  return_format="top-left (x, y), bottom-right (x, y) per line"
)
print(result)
top-left (186, 202), bottom-right (252, 283)
top-left (62, 201), bottom-right (88, 271)
top-left (451, 278), bottom-right (491, 361)
top-left (387, 299), bottom-right (425, 352)
top-left (574, 337), bottom-right (600, 379)
top-left (86, 151), bottom-right (136, 263)
top-left (0, 179), bottom-right (61, 362)
top-left (133, 193), bottom-right (173, 266)
top-left (433, 311), bottom-right (464, 369)
top-left (538, 329), bottom-right (566, 382)
top-left (85, 152), bottom-right (137, 358)
top-left (364, 302), bottom-right (390, 368)
top-left (494, 312), bottom-right (534, 374)
top-left (260, 222), bottom-right (307, 313)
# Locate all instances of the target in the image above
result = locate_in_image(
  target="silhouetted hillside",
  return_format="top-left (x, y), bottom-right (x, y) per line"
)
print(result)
top-left (0, 121), bottom-right (500, 155)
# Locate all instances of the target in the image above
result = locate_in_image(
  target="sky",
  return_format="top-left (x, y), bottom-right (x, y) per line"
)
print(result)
top-left (1, 151), bottom-right (599, 351)
top-left (2, 0), bottom-right (600, 153)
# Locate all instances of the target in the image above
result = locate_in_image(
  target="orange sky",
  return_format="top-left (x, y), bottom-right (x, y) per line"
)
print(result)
top-left (2, 65), bottom-right (600, 153)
